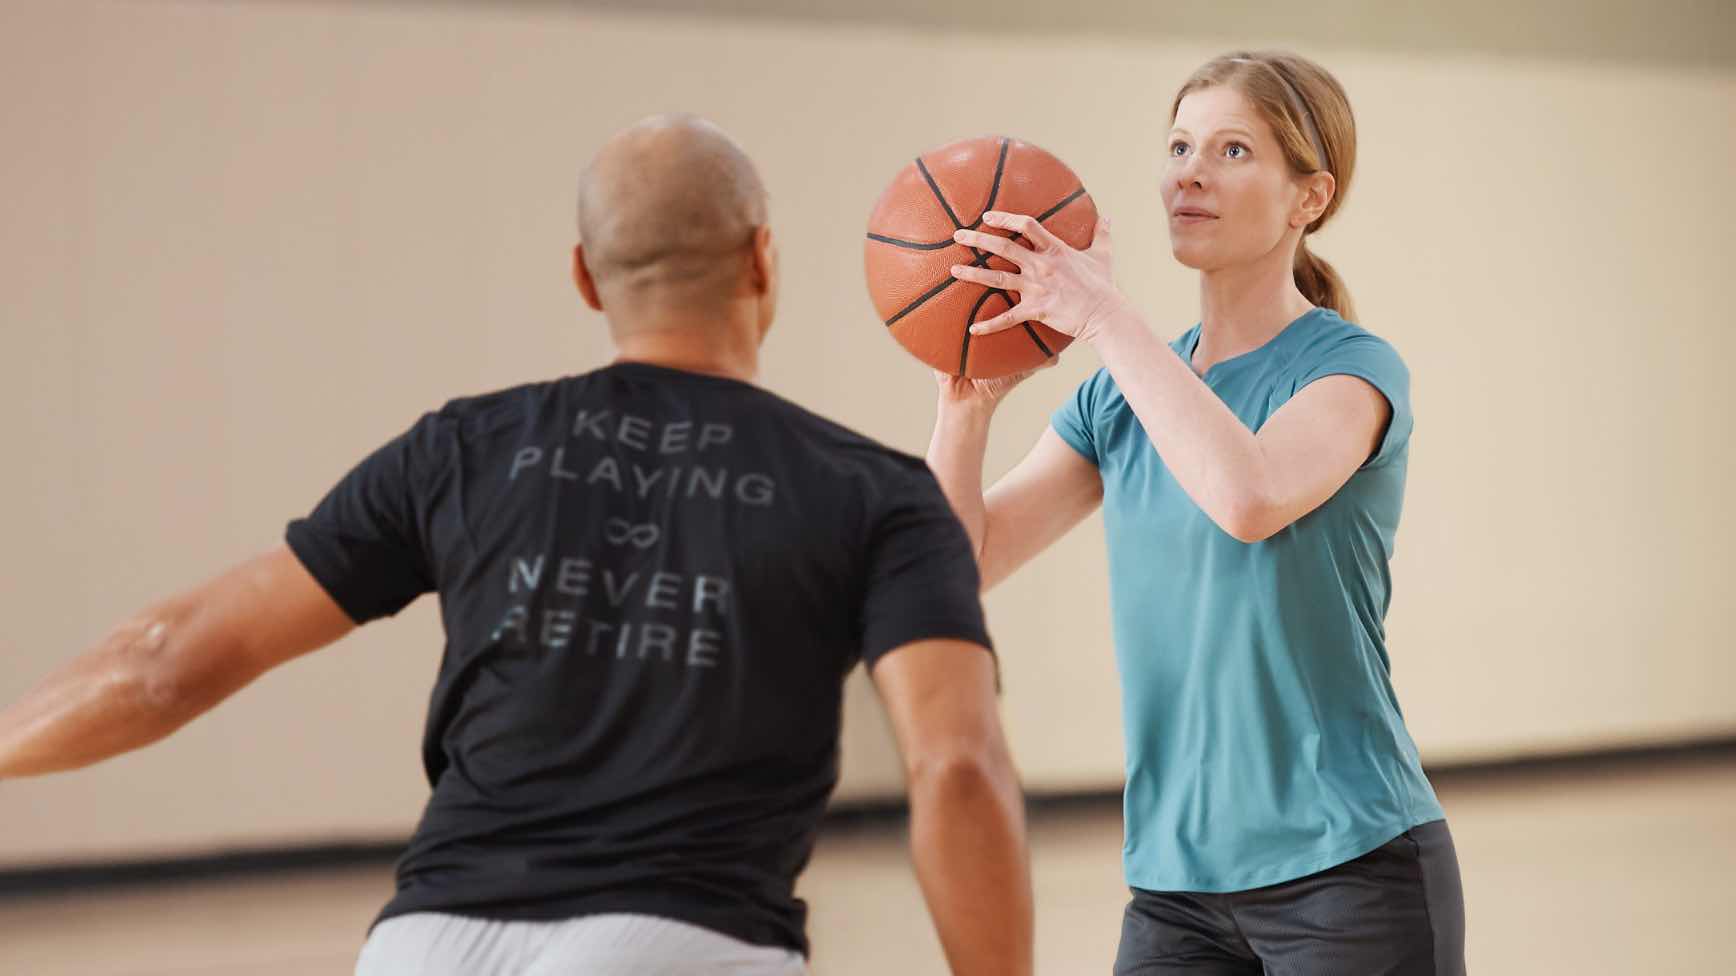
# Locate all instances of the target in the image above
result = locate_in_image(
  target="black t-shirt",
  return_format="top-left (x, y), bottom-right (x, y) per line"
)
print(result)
top-left (285, 362), bottom-right (992, 954)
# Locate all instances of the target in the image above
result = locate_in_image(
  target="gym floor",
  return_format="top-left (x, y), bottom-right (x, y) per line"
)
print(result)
top-left (3, 751), bottom-right (1731, 975)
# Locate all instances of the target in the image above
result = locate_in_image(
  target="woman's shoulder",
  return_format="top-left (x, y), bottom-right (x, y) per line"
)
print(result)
top-left (1298, 306), bottom-right (1389, 344)
top-left (1288, 308), bottom-right (1406, 371)
top-left (1279, 308), bottom-right (1412, 407)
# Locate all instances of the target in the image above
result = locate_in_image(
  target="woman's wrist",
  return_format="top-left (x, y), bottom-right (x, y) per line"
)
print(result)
top-left (934, 390), bottom-right (1000, 426)
top-left (1080, 294), bottom-right (1143, 347)
top-left (929, 397), bottom-right (995, 473)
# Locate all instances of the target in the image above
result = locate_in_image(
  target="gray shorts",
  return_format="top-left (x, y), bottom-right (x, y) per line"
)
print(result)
top-left (355, 911), bottom-right (808, 976)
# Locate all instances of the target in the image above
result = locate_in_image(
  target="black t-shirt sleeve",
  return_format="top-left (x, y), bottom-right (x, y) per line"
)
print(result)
top-left (859, 469), bottom-right (994, 669)
top-left (285, 413), bottom-right (443, 624)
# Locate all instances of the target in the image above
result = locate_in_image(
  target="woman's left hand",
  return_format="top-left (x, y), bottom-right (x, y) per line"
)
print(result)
top-left (950, 211), bottom-right (1124, 342)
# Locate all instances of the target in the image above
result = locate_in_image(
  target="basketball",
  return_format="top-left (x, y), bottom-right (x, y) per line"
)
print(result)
top-left (864, 136), bottom-right (1098, 379)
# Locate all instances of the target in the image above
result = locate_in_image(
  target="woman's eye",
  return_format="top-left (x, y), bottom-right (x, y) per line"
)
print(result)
top-left (1225, 143), bottom-right (1248, 159)
top-left (1169, 142), bottom-right (1190, 157)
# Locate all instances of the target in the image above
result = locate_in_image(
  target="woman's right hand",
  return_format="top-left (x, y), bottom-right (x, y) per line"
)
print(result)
top-left (933, 360), bottom-right (1057, 413)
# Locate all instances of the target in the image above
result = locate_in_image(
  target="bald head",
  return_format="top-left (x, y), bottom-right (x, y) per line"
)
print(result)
top-left (578, 114), bottom-right (768, 302)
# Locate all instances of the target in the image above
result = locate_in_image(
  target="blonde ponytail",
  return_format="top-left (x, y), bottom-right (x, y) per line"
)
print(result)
top-left (1294, 238), bottom-right (1354, 323)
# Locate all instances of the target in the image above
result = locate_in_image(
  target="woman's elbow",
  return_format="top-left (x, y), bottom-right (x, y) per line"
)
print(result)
top-left (1217, 494), bottom-right (1286, 544)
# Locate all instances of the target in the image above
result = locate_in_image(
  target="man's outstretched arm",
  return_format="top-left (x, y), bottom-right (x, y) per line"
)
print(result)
top-left (872, 639), bottom-right (1032, 976)
top-left (0, 546), bottom-right (354, 778)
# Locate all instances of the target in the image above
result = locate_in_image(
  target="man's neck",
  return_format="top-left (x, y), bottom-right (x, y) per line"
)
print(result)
top-left (610, 318), bottom-right (762, 384)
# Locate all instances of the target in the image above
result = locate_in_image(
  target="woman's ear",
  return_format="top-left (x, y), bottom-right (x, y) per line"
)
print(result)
top-left (1294, 170), bottom-right (1337, 229)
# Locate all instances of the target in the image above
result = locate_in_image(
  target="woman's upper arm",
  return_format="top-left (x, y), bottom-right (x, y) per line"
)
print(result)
top-left (1242, 374), bottom-right (1391, 541)
top-left (979, 427), bottom-right (1104, 590)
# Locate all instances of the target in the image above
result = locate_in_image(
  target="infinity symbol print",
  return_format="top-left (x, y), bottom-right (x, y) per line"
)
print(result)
top-left (604, 518), bottom-right (662, 549)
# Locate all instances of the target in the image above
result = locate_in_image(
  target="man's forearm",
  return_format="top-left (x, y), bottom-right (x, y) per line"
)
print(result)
top-left (908, 753), bottom-right (1034, 976)
top-left (0, 616), bottom-right (195, 778)
top-left (1, 547), bottom-right (357, 780)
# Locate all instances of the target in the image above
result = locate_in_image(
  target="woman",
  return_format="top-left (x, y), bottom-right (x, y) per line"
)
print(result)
top-left (926, 51), bottom-right (1466, 974)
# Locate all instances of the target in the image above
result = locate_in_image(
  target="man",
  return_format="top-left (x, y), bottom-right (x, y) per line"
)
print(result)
top-left (0, 114), bottom-right (1033, 976)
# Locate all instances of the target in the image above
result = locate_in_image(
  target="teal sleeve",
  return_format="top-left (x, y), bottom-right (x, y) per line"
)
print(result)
top-left (1296, 333), bottom-right (1413, 468)
top-left (1049, 369), bottom-right (1103, 466)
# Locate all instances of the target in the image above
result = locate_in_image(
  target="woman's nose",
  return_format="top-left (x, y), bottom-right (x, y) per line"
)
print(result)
top-left (1172, 154), bottom-right (1206, 191)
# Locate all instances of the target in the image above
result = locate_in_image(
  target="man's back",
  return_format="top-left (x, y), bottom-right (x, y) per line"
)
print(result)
top-left (287, 362), bottom-right (991, 952)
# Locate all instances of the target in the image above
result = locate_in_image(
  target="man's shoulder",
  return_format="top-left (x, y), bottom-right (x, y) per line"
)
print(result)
top-left (430, 376), bottom-right (576, 437)
top-left (754, 387), bottom-right (934, 483)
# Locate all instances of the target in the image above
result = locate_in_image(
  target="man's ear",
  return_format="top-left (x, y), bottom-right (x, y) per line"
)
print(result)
top-left (573, 244), bottom-right (603, 311)
top-left (748, 225), bottom-right (777, 296)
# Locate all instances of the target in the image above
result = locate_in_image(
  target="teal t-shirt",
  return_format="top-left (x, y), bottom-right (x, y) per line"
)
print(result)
top-left (1051, 307), bottom-right (1444, 893)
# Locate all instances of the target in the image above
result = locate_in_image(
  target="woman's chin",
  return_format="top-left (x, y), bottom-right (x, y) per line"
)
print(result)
top-left (1169, 242), bottom-right (1216, 271)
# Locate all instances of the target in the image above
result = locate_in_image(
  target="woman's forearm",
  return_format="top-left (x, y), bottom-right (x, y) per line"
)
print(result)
top-left (1088, 304), bottom-right (1273, 541)
top-left (925, 399), bottom-right (994, 558)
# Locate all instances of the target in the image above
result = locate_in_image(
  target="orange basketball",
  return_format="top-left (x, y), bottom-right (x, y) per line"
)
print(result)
top-left (864, 135), bottom-right (1097, 378)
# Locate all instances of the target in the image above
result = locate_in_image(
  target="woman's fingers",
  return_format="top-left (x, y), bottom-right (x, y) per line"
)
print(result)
top-left (968, 303), bottom-right (1038, 336)
top-left (949, 210), bottom-right (1115, 341)
top-left (952, 228), bottom-right (1032, 265)
top-left (981, 210), bottom-right (1065, 251)
top-left (950, 264), bottom-right (1026, 291)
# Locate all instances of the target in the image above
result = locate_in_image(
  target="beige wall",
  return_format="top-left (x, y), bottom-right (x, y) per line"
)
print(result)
top-left (1, 0), bottom-right (1731, 865)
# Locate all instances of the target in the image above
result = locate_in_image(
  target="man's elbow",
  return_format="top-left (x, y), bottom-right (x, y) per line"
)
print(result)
top-left (905, 740), bottom-right (1018, 803)
top-left (977, 561), bottom-right (1007, 595)
top-left (106, 610), bottom-right (223, 716)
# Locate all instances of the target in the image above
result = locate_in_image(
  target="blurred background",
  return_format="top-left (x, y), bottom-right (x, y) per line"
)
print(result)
top-left (1, 0), bottom-right (1732, 973)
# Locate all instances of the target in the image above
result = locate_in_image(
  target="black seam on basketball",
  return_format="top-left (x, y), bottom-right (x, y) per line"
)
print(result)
top-left (866, 232), bottom-right (956, 251)
top-left (867, 148), bottom-right (1051, 253)
top-left (915, 157), bottom-right (965, 230)
top-left (885, 275), bottom-right (957, 327)
top-left (959, 287), bottom-right (1005, 376)
top-left (880, 186), bottom-right (1085, 328)
top-left (1023, 323), bottom-right (1055, 358)
top-left (966, 139), bottom-right (1011, 231)
top-left (1036, 186), bottom-right (1087, 222)
top-left (883, 249), bottom-right (1002, 326)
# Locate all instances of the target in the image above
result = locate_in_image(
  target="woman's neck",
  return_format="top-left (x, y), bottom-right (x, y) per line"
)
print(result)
top-left (1192, 247), bottom-right (1316, 374)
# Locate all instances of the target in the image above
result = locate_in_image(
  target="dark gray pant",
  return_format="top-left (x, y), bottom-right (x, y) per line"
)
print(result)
top-left (1114, 820), bottom-right (1466, 975)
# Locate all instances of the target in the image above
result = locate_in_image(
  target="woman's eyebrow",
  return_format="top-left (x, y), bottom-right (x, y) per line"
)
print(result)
top-left (1171, 123), bottom-right (1258, 142)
